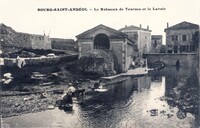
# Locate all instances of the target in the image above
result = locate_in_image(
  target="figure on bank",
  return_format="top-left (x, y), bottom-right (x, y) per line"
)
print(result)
top-left (176, 59), bottom-right (180, 67)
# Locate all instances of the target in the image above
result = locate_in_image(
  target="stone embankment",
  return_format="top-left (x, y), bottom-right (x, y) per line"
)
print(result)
top-left (3, 54), bottom-right (78, 67)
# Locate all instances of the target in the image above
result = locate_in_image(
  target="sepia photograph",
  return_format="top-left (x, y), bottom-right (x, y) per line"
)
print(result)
top-left (0, 0), bottom-right (200, 127)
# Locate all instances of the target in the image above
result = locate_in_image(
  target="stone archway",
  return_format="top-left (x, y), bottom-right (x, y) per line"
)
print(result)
top-left (94, 33), bottom-right (110, 49)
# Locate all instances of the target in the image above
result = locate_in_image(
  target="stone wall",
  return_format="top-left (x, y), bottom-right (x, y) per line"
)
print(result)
top-left (30, 34), bottom-right (51, 49)
top-left (51, 38), bottom-right (77, 51)
top-left (79, 41), bottom-right (92, 57)
top-left (110, 40), bottom-right (123, 73)
top-left (3, 54), bottom-right (78, 67)
top-left (0, 24), bottom-right (51, 52)
top-left (144, 53), bottom-right (197, 68)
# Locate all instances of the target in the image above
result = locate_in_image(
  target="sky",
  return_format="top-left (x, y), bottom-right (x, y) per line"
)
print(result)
top-left (0, 0), bottom-right (200, 43)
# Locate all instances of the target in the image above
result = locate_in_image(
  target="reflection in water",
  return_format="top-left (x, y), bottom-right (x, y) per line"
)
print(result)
top-left (2, 66), bottom-right (200, 128)
top-left (163, 67), bottom-right (199, 119)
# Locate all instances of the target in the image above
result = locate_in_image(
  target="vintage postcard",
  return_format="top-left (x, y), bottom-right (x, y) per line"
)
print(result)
top-left (0, 0), bottom-right (200, 128)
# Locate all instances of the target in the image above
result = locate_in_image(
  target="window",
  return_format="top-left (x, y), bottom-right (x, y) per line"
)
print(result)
top-left (154, 40), bottom-right (157, 47)
top-left (171, 35), bottom-right (178, 41)
top-left (180, 45), bottom-right (186, 52)
top-left (174, 46), bottom-right (178, 53)
top-left (167, 50), bottom-right (172, 53)
top-left (94, 33), bottom-right (110, 50)
top-left (182, 35), bottom-right (187, 41)
top-left (186, 45), bottom-right (189, 52)
top-left (190, 45), bottom-right (195, 52)
top-left (133, 33), bottom-right (138, 39)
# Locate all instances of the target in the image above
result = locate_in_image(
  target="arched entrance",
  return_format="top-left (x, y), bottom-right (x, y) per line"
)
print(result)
top-left (94, 33), bottom-right (110, 49)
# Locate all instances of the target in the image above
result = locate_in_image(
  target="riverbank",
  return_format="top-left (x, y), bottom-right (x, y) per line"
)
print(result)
top-left (0, 62), bottom-right (100, 118)
top-left (1, 81), bottom-right (96, 118)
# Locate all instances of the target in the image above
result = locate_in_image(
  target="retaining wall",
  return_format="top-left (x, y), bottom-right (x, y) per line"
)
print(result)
top-left (144, 53), bottom-right (197, 68)
top-left (3, 54), bottom-right (78, 67)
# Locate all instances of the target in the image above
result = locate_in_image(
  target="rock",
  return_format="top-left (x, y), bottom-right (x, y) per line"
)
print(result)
top-left (68, 83), bottom-right (73, 86)
top-left (47, 105), bottom-right (55, 109)
top-left (3, 73), bottom-right (13, 79)
top-left (40, 92), bottom-right (48, 98)
top-left (3, 79), bottom-right (12, 84)
top-left (23, 97), bottom-right (33, 101)
top-left (53, 89), bottom-right (64, 94)
top-left (176, 110), bottom-right (186, 119)
top-left (51, 72), bottom-right (58, 76)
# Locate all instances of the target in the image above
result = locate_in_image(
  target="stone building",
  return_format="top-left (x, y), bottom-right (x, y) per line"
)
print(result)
top-left (51, 38), bottom-right (77, 52)
top-left (76, 24), bottom-right (134, 73)
top-left (29, 33), bottom-right (51, 49)
top-left (0, 24), bottom-right (51, 50)
top-left (164, 21), bottom-right (199, 53)
top-left (151, 35), bottom-right (163, 53)
top-left (119, 25), bottom-right (151, 56)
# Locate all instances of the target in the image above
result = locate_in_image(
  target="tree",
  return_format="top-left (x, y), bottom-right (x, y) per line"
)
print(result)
top-left (192, 31), bottom-right (199, 47)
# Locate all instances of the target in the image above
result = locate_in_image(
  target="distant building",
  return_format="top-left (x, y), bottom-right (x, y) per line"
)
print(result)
top-left (51, 38), bottom-right (77, 52)
top-left (151, 35), bottom-right (162, 53)
top-left (29, 33), bottom-right (52, 49)
top-left (76, 24), bottom-right (134, 73)
top-left (0, 24), bottom-right (51, 50)
top-left (119, 25), bottom-right (151, 55)
top-left (164, 21), bottom-right (199, 53)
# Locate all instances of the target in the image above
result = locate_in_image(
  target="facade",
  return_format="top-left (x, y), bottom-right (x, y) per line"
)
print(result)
top-left (165, 21), bottom-right (199, 53)
top-left (151, 35), bottom-right (163, 53)
top-left (119, 25), bottom-right (151, 55)
top-left (30, 33), bottom-right (52, 49)
top-left (76, 24), bottom-right (134, 73)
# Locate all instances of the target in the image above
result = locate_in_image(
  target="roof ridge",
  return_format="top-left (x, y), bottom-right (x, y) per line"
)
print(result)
top-left (119, 25), bottom-right (151, 32)
top-left (76, 24), bottom-right (127, 38)
top-left (165, 21), bottom-right (199, 31)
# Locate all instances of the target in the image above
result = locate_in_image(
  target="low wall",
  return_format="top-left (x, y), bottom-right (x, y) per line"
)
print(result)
top-left (3, 54), bottom-right (78, 67)
top-left (144, 53), bottom-right (197, 68)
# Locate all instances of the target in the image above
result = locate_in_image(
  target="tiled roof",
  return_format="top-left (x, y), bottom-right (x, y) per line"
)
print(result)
top-left (164, 21), bottom-right (199, 31)
top-left (76, 24), bottom-right (135, 45)
top-left (119, 25), bottom-right (151, 32)
top-left (76, 24), bottom-right (127, 38)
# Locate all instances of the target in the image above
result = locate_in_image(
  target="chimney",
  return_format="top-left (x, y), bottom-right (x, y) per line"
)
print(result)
top-left (167, 22), bottom-right (169, 28)
top-left (140, 24), bottom-right (142, 28)
top-left (125, 25), bottom-right (127, 28)
top-left (147, 25), bottom-right (149, 30)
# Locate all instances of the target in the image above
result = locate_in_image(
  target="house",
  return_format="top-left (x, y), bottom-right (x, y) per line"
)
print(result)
top-left (29, 33), bottom-right (52, 49)
top-left (151, 35), bottom-right (163, 53)
top-left (164, 21), bottom-right (199, 53)
top-left (119, 25), bottom-right (151, 55)
top-left (76, 24), bottom-right (134, 73)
